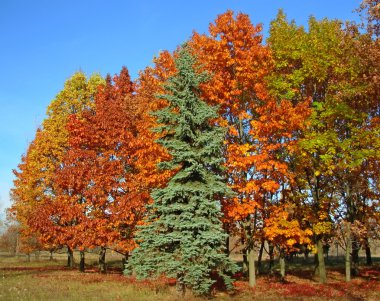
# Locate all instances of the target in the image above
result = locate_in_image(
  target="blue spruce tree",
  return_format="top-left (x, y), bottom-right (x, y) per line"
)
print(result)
top-left (128, 45), bottom-right (238, 296)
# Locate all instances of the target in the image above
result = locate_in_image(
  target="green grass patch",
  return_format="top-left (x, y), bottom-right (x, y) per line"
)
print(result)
top-left (0, 254), bottom-right (379, 300)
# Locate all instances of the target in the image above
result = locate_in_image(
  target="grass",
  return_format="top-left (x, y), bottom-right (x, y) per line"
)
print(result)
top-left (0, 252), bottom-right (379, 300)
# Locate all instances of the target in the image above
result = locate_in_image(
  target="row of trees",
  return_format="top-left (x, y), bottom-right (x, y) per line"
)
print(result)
top-left (8, 1), bottom-right (380, 295)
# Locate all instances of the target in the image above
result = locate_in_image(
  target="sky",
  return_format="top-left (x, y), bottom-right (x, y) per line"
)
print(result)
top-left (0, 0), bottom-right (362, 211)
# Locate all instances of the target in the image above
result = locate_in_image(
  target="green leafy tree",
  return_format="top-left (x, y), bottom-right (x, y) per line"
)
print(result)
top-left (128, 46), bottom-right (237, 296)
top-left (268, 9), bottom-right (380, 282)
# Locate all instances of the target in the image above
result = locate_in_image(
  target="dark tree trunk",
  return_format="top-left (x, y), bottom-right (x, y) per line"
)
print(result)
top-left (364, 238), bottom-right (372, 266)
top-left (67, 247), bottom-right (74, 268)
top-left (269, 243), bottom-right (275, 274)
top-left (351, 240), bottom-right (360, 276)
top-left (121, 252), bottom-right (129, 271)
top-left (323, 244), bottom-right (329, 261)
top-left (49, 250), bottom-right (54, 261)
top-left (302, 244), bottom-right (309, 262)
top-left (122, 252), bottom-right (129, 269)
top-left (257, 241), bottom-right (265, 275)
top-left (225, 233), bottom-right (230, 255)
top-left (99, 247), bottom-right (107, 273)
top-left (79, 251), bottom-right (85, 272)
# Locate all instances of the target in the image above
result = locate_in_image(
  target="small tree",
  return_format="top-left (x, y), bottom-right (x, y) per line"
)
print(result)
top-left (128, 46), bottom-right (237, 296)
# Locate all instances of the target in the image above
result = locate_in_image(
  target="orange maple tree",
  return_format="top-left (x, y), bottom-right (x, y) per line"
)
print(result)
top-left (11, 73), bottom-right (104, 262)
top-left (189, 11), bottom-right (311, 285)
top-left (53, 65), bottom-right (173, 263)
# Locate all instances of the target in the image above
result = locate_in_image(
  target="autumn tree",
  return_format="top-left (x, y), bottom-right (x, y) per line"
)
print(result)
top-left (53, 69), bottom-right (136, 272)
top-left (189, 11), bottom-right (269, 286)
top-left (54, 64), bottom-right (173, 272)
top-left (264, 204), bottom-right (312, 281)
top-left (190, 11), bottom-right (311, 286)
top-left (268, 9), bottom-right (380, 282)
top-left (11, 72), bottom-right (104, 267)
top-left (129, 46), bottom-right (237, 296)
top-left (333, 0), bottom-right (380, 274)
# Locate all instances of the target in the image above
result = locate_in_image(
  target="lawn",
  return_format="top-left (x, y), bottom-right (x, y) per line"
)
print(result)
top-left (0, 252), bottom-right (379, 300)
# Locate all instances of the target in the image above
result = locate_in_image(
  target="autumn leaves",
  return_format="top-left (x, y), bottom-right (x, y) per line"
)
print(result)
top-left (10, 5), bottom-right (380, 295)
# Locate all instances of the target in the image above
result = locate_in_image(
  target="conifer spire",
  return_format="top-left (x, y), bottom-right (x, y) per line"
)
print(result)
top-left (128, 45), bottom-right (237, 296)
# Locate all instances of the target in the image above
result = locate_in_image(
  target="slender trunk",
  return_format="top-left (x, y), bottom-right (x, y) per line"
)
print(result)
top-left (345, 223), bottom-right (352, 282)
top-left (176, 273), bottom-right (186, 298)
top-left (279, 248), bottom-right (286, 282)
top-left (35, 251), bottom-right (40, 261)
top-left (269, 243), bottom-right (275, 274)
top-left (248, 247), bottom-right (256, 287)
top-left (79, 251), bottom-right (85, 272)
top-left (351, 239), bottom-right (360, 276)
top-left (225, 233), bottom-right (230, 255)
top-left (242, 247), bottom-right (249, 273)
top-left (324, 244), bottom-right (329, 261)
top-left (122, 252), bottom-right (129, 269)
top-left (303, 244), bottom-right (309, 262)
top-left (365, 238), bottom-right (372, 266)
top-left (15, 233), bottom-right (20, 256)
top-left (316, 239), bottom-right (327, 283)
top-left (257, 241), bottom-right (265, 275)
top-left (26, 253), bottom-right (30, 262)
top-left (49, 250), bottom-right (54, 261)
top-left (67, 247), bottom-right (74, 268)
top-left (99, 247), bottom-right (107, 273)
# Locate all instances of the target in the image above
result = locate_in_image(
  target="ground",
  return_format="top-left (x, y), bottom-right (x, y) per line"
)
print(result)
top-left (0, 251), bottom-right (379, 300)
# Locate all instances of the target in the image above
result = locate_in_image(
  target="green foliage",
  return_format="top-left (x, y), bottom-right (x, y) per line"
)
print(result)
top-left (128, 46), bottom-right (238, 296)
top-left (268, 10), bottom-right (380, 285)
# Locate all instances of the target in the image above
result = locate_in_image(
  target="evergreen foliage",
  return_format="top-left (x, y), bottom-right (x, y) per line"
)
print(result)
top-left (127, 45), bottom-right (238, 296)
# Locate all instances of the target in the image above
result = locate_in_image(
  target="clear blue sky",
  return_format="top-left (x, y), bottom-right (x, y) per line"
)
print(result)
top-left (0, 0), bottom-right (361, 211)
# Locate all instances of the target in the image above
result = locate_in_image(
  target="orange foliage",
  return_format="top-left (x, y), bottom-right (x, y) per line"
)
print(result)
top-left (190, 11), bottom-right (311, 247)
top-left (53, 64), bottom-right (173, 253)
top-left (264, 204), bottom-right (312, 252)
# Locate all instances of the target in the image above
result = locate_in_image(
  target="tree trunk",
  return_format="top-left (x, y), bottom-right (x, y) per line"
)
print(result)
top-left (15, 233), bottom-right (20, 256)
top-left (365, 238), bottom-right (372, 266)
top-left (122, 252), bottom-right (129, 269)
top-left (225, 233), bottom-right (230, 255)
top-left (345, 223), bottom-right (351, 282)
top-left (99, 247), bottom-right (107, 273)
top-left (315, 239), bottom-right (327, 283)
top-left (269, 243), bottom-right (275, 274)
top-left (79, 251), bottom-right (85, 272)
top-left (176, 273), bottom-right (186, 298)
top-left (351, 240), bottom-right (360, 276)
top-left (242, 247), bottom-right (248, 273)
top-left (26, 253), bottom-right (30, 262)
top-left (35, 251), bottom-right (40, 261)
top-left (67, 247), bottom-right (74, 268)
top-left (248, 247), bottom-right (256, 287)
top-left (257, 241), bottom-right (265, 275)
top-left (279, 248), bottom-right (286, 282)
top-left (324, 244), bottom-right (329, 261)
top-left (49, 250), bottom-right (54, 261)
top-left (302, 244), bottom-right (309, 262)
